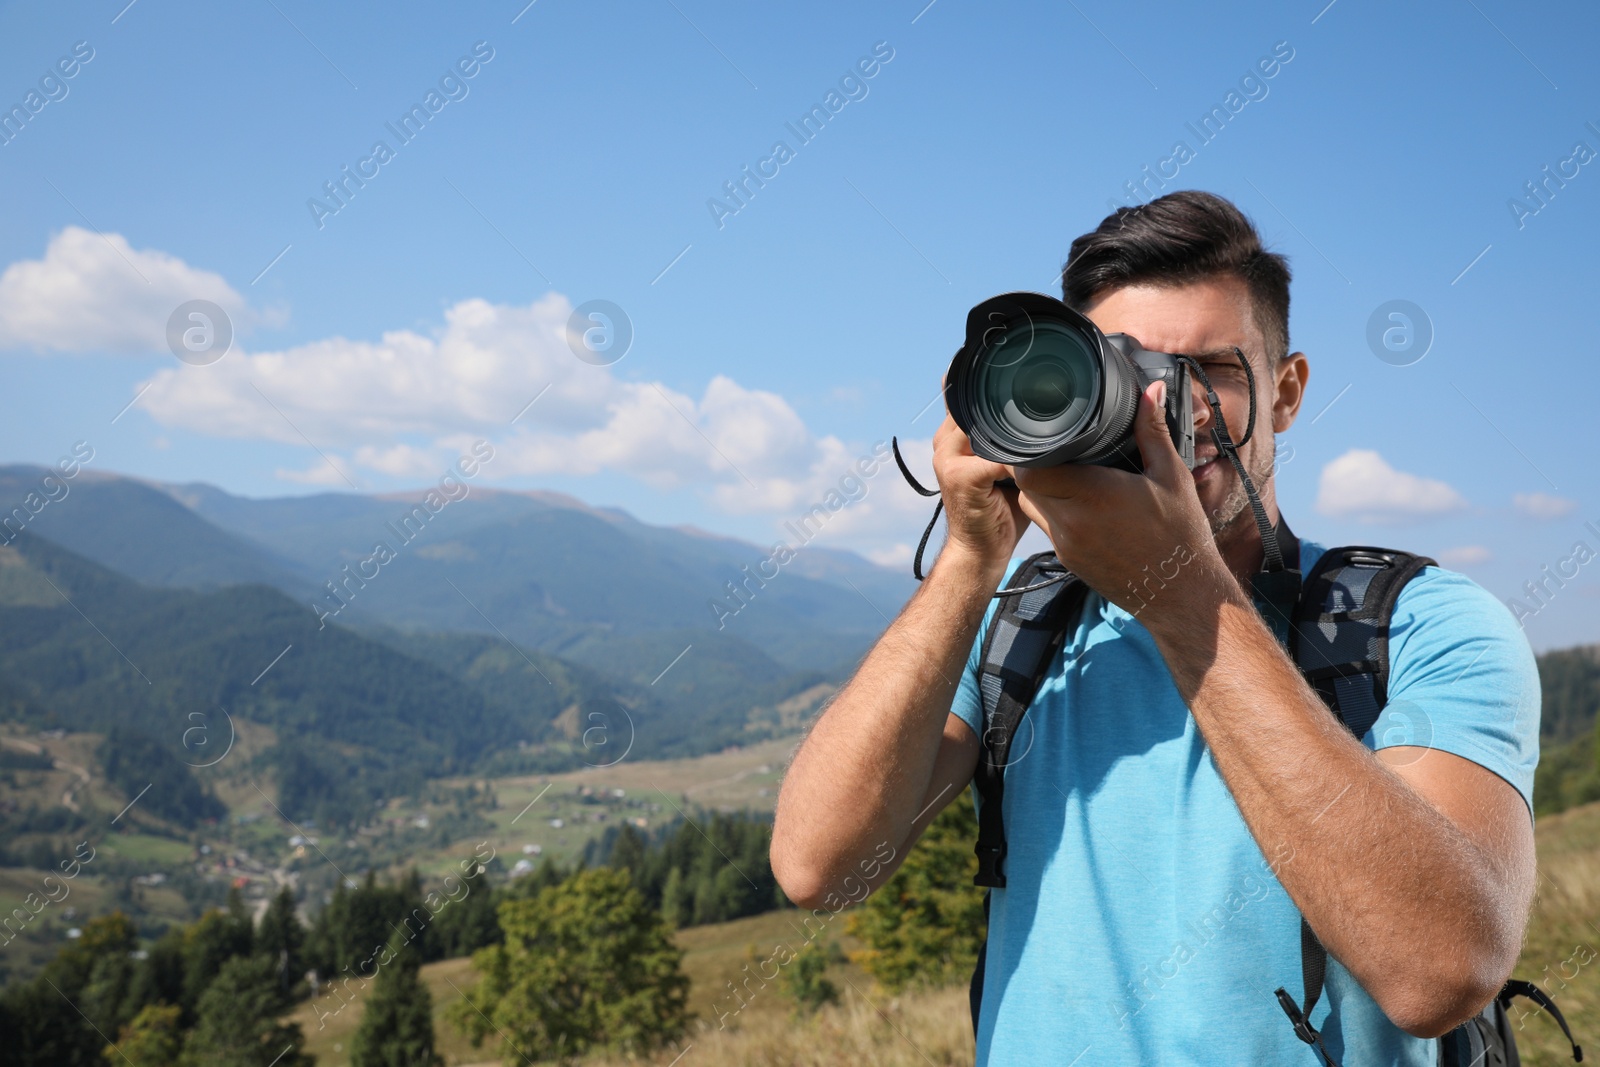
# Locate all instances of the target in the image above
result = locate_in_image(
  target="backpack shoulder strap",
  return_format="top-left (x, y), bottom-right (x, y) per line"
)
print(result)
top-left (971, 551), bottom-right (1089, 889)
top-left (1292, 545), bottom-right (1435, 738)
top-left (1276, 544), bottom-right (1435, 1064)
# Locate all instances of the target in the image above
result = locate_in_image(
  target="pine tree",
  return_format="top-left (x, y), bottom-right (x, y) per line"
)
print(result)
top-left (428, 865), bottom-right (501, 959)
top-left (350, 931), bottom-right (442, 1067)
top-left (659, 866), bottom-right (690, 928)
top-left (450, 867), bottom-right (689, 1064)
top-left (182, 887), bottom-right (255, 1011)
top-left (847, 792), bottom-right (987, 993)
top-left (181, 954), bottom-right (312, 1067)
top-left (255, 885), bottom-right (306, 999)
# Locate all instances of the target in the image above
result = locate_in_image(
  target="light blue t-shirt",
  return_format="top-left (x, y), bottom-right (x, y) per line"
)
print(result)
top-left (951, 539), bottom-right (1540, 1066)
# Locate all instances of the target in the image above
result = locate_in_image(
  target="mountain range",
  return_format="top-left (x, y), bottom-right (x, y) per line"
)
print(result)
top-left (0, 465), bottom-right (913, 676)
top-left (0, 465), bottom-right (919, 825)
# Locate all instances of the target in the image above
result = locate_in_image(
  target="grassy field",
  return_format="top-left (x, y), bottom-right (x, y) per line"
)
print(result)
top-left (97, 832), bottom-right (194, 866)
top-left (1513, 799), bottom-right (1600, 1066)
top-left (413, 734), bottom-right (800, 880)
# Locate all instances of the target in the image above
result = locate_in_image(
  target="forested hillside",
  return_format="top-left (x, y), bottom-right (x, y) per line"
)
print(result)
top-left (0, 533), bottom-right (831, 828)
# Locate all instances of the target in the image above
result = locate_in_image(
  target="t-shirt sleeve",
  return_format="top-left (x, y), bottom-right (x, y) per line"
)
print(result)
top-left (1372, 565), bottom-right (1541, 816)
top-left (950, 556), bottom-right (1026, 741)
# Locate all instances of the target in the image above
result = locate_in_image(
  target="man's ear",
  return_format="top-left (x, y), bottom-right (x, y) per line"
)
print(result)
top-left (1272, 351), bottom-right (1309, 433)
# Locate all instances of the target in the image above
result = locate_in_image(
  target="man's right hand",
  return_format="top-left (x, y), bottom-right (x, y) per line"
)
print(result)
top-left (932, 412), bottom-right (1032, 568)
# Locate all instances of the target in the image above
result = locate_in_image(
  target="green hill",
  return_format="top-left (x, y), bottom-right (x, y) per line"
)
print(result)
top-left (0, 533), bottom-right (829, 828)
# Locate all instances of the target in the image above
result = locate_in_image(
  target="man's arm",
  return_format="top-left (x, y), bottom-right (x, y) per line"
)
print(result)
top-left (1009, 382), bottom-right (1536, 1038)
top-left (1147, 585), bottom-right (1535, 1038)
top-left (771, 417), bottom-right (1025, 910)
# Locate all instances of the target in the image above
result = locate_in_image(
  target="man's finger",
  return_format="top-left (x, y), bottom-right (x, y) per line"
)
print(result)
top-left (1010, 459), bottom-right (1102, 500)
top-left (1134, 380), bottom-right (1185, 485)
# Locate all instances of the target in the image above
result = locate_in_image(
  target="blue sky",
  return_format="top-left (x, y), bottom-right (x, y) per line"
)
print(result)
top-left (0, 0), bottom-right (1596, 650)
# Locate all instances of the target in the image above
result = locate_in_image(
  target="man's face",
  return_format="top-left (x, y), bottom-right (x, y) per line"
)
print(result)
top-left (1084, 276), bottom-right (1309, 540)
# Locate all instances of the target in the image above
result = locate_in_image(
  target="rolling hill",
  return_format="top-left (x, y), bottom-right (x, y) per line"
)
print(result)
top-left (0, 532), bottom-right (832, 827)
top-left (0, 465), bottom-right (917, 675)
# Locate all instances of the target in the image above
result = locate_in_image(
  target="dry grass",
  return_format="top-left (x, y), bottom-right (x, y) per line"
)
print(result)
top-left (583, 984), bottom-right (974, 1067)
top-left (1512, 799), bottom-right (1600, 1066)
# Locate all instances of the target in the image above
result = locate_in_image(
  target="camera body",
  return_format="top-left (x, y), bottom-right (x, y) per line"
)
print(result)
top-left (945, 292), bottom-right (1195, 472)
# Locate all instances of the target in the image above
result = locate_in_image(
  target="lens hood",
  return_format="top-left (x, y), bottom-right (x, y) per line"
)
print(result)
top-left (945, 291), bottom-right (1194, 471)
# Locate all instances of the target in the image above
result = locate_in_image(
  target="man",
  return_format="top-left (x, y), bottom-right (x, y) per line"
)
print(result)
top-left (769, 191), bottom-right (1539, 1064)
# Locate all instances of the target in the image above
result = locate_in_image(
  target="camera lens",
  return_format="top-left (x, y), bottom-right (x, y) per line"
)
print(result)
top-left (946, 292), bottom-right (1151, 469)
top-left (976, 320), bottom-right (1099, 440)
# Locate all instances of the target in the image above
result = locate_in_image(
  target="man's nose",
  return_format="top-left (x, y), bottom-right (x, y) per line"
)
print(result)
top-left (1189, 377), bottom-right (1212, 430)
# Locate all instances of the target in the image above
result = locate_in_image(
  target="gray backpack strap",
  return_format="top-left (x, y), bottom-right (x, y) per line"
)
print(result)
top-left (970, 551), bottom-right (1088, 888)
top-left (968, 551), bottom-right (1087, 1042)
top-left (1293, 546), bottom-right (1435, 738)
top-left (1277, 545), bottom-right (1435, 1066)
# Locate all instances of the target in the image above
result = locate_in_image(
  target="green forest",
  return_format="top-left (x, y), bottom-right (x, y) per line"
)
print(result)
top-left (1531, 644), bottom-right (1600, 814)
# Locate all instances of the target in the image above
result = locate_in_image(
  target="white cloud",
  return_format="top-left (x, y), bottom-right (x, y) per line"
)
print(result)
top-left (130, 285), bottom-right (939, 553)
top-left (140, 295), bottom-right (578, 444)
top-left (0, 226), bottom-right (250, 353)
top-left (1513, 492), bottom-right (1577, 520)
top-left (867, 543), bottom-right (914, 568)
top-left (353, 443), bottom-right (447, 479)
top-left (1314, 449), bottom-right (1468, 522)
top-left (0, 228), bottom-right (941, 561)
top-left (274, 459), bottom-right (355, 487)
top-left (1437, 545), bottom-right (1491, 567)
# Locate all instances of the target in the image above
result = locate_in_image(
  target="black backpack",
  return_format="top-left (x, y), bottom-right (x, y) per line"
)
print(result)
top-left (966, 532), bottom-right (1582, 1067)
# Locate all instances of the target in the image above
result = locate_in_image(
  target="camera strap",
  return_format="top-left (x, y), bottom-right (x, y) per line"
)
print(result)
top-left (890, 437), bottom-right (1075, 597)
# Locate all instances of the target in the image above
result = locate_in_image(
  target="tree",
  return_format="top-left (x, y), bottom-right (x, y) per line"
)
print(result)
top-left (79, 949), bottom-right (139, 1050)
top-left (451, 867), bottom-right (690, 1064)
top-left (585, 810), bottom-right (782, 927)
top-left (780, 937), bottom-right (845, 1015)
top-left (255, 886), bottom-right (305, 999)
top-left (0, 912), bottom-right (141, 1066)
top-left (847, 794), bottom-right (987, 993)
top-left (0, 966), bottom-right (99, 1067)
top-left (124, 928), bottom-right (186, 1023)
top-left (306, 870), bottom-right (424, 981)
top-left (106, 1003), bottom-right (182, 1067)
top-left (659, 867), bottom-right (690, 929)
top-left (181, 954), bottom-right (312, 1067)
top-left (182, 888), bottom-right (254, 1011)
top-left (426, 865), bottom-right (500, 960)
top-left (350, 931), bottom-right (442, 1067)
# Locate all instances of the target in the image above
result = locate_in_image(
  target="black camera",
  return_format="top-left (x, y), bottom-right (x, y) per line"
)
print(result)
top-left (945, 292), bottom-right (1196, 472)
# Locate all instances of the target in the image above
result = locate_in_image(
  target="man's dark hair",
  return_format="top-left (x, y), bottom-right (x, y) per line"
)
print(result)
top-left (1061, 190), bottom-right (1291, 365)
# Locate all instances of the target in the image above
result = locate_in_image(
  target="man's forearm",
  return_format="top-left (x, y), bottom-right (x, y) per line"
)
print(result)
top-left (1146, 580), bottom-right (1518, 1034)
top-left (770, 546), bottom-right (1003, 907)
